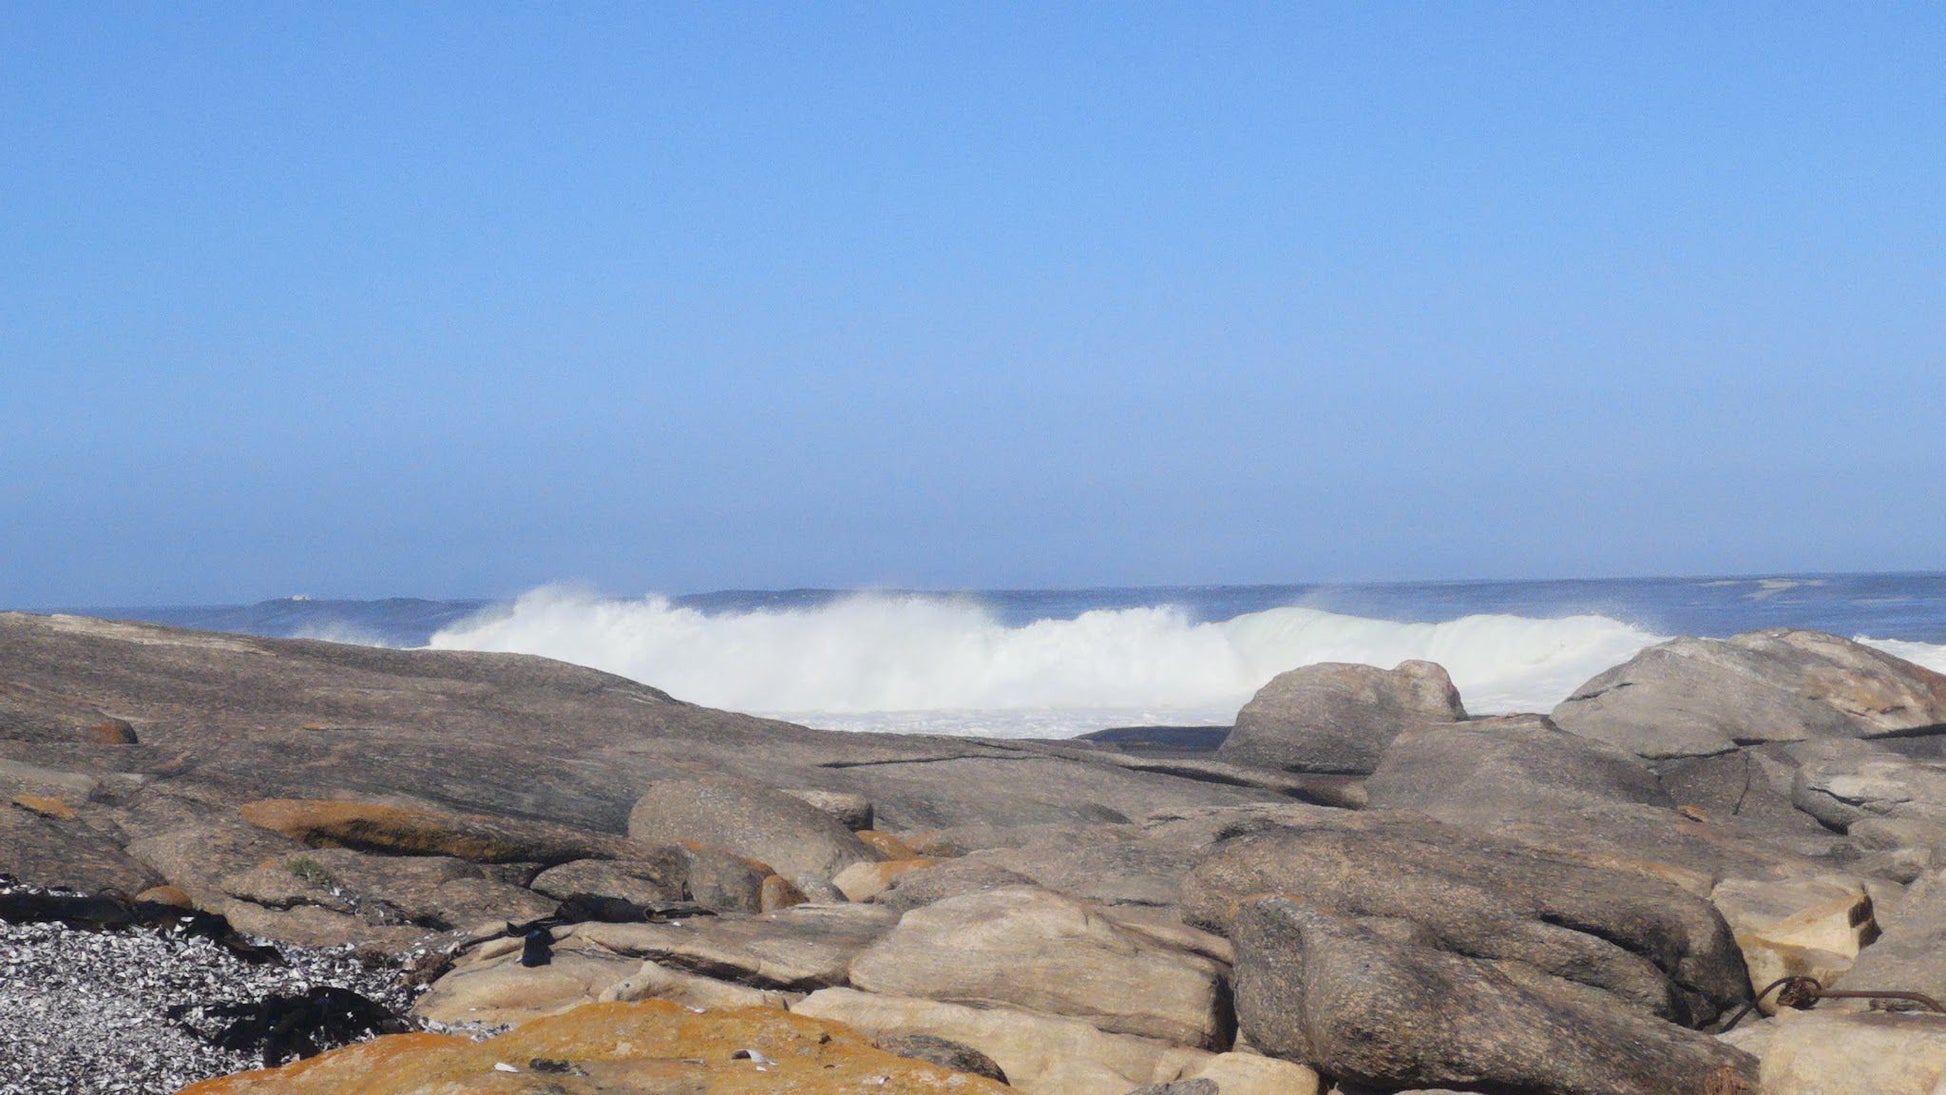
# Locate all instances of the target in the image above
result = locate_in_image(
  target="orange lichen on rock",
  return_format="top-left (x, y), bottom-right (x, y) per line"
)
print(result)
top-left (11, 793), bottom-right (78, 820)
top-left (174, 1001), bottom-right (1015, 1094)
top-left (235, 799), bottom-right (628, 864)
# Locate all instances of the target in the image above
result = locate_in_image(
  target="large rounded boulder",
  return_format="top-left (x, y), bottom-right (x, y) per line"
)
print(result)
top-left (1217, 660), bottom-right (1465, 775)
top-left (627, 775), bottom-right (881, 890)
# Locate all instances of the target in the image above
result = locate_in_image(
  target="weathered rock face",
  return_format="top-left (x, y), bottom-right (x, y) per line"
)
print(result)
top-left (1725, 1009), bottom-right (1946, 1095)
top-left (1231, 900), bottom-right (1758, 1095)
top-left (0, 803), bottom-right (162, 893)
top-left (1552, 629), bottom-right (1946, 760)
top-left (1217, 660), bottom-right (1466, 775)
top-left (958, 830), bottom-right (1205, 908)
top-left (873, 858), bottom-right (1038, 913)
top-left (1711, 874), bottom-right (1879, 1009)
top-left (1364, 713), bottom-right (1672, 824)
top-left (627, 776), bottom-right (882, 890)
top-left (1790, 738), bottom-right (1946, 831)
top-left (178, 1000), bottom-right (1016, 1094)
top-left (848, 886), bottom-right (1232, 1048)
top-left (1840, 864), bottom-right (1946, 1005)
top-left (1182, 811), bottom-right (1750, 1025)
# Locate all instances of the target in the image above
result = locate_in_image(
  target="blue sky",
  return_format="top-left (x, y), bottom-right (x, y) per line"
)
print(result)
top-left (3, 4), bottom-right (1942, 607)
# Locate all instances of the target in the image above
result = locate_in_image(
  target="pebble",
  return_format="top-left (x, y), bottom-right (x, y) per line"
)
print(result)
top-left (0, 877), bottom-right (424, 1095)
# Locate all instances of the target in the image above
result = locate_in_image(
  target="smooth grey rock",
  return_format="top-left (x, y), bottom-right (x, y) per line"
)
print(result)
top-left (1840, 864), bottom-right (1946, 1004)
top-left (1552, 629), bottom-right (1946, 760)
top-left (627, 775), bottom-right (881, 888)
top-left (1218, 660), bottom-right (1465, 775)
top-left (962, 832), bottom-right (1204, 907)
top-left (1364, 713), bottom-right (1671, 823)
top-left (1183, 810), bottom-right (1750, 1025)
top-left (1232, 899), bottom-right (1758, 1095)
top-left (1790, 738), bottom-right (1946, 830)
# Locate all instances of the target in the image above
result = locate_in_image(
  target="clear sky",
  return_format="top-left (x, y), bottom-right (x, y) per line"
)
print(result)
top-left (3, 3), bottom-right (1942, 607)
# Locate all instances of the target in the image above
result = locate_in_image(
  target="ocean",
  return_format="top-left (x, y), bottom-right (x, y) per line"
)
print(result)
top-left (87, 573), bottom-right (1946, 739)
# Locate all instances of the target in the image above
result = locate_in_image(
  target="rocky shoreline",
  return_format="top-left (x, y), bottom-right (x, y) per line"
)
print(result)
top-left (5, 611), bottom-right (1946, 1093)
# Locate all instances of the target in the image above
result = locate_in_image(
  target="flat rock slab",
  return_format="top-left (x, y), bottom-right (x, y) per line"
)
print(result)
top-left (849, 886), bottom-right (1231, 1048)
top-left (1365, 713), bottom-right (1672, 824)
top-left (796, 988), bottom-right (1319, 1095)
top-left (573, 901), bottom-right (898, 990)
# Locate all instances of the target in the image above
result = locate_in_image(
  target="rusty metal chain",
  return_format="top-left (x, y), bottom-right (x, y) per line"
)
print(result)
top-left (1715, 975), bottom-right (1946, 1033)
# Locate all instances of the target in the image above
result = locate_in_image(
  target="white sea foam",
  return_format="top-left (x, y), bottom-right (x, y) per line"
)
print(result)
top-left (1860, 636), bottom-right (1946, 675)
top-left (428, 587), bottom-right (1672, 737)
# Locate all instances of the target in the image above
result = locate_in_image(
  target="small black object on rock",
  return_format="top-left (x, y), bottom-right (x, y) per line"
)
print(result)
top-left (520, 927), bottom-right (554, 967)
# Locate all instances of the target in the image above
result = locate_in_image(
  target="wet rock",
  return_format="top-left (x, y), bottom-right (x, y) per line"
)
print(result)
top-left (1231, 899), bottom-right (1757, 1095)
top-left (1552, 629), bottom-right (1946, 760)
top-left (849, 886), bottom-right (1232, 1047)
top-left (1217, 660), bottom-right (1465, 775)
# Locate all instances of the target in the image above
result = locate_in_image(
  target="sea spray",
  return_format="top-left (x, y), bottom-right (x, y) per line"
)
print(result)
top-left (428, 586), bottom-right (1670, 736)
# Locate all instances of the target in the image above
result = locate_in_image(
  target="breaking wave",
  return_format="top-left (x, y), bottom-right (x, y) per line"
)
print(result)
top-left (428, 587), bottom-right (1673, 736)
